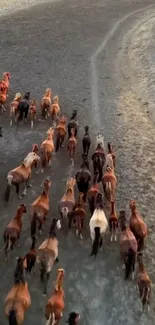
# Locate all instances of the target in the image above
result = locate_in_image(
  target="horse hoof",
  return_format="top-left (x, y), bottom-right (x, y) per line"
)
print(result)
top-left (41, 169), bottom-right (44, 173)
top-left (36, 170), bottom-right (39, 175)
top-left (18, 195), bottom-right (22, 199)
top-left (131, 272), bottom-right (135, 281)
top-left (114, 235), bottom-right (117, 241)
top-left (110, 236), bottom-right (113, 242)
top-left (27, 184), bottom-right (32, 188)
top-left (80, 234), bottom-right (83, 239)
top-left (22, 192), bottom-right (26, 197)
top-left (76, 229), bottom-right (78, 236)
top-left (39, 230), bottom-right (43, 236)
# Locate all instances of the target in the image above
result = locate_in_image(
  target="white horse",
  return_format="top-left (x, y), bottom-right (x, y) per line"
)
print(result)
top-left (89, 193), bottom-right (108, 257)
top-left (95, 134), bottom-right (105, 149)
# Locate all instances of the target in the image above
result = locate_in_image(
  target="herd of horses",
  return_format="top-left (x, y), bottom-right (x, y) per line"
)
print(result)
top-left (0, 72), bottom-right (152, 325)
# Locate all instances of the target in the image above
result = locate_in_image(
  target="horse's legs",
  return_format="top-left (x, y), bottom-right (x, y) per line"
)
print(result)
top-left (15, 184), bottom-right (21, 199)
top-left (26, 178), bottom-right (32, 188)
top-left (22, 179), bottom-right (31, 196)
top-left (43, 272), bottom-right (50, 295)
top-left (68, 213), bottom-right (73, 229)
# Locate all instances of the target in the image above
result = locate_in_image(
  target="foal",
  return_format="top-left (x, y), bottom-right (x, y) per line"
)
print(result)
top-left (10, 93), bottom-right (22, 126)
top-left (29, 98), bottom-right (37, 128)
top-left (50, 95), bottom-right (60, 121)
top-left (36, 218), bottom-right (61, 295)
top-left (109, 201), bottom-right (118, 241)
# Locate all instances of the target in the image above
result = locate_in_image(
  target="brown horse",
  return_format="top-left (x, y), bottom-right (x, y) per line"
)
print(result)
top-left (129, 200), bottom-right (147, 252)
top-left (72, 192), bottom-right (86, 239)
top-left (41, 88), bottom-right (52, 119)
top-left (68, 128), bottom-right (77, 166)
top-left (87, 173), bottom-right (100, 216)
top-left (10, 93), bottom-right (22, 126)
top-left (137, 253), bottom-right (151, 312)
top-left (55, 115), bottom-right (67, 152)
top-left (4, 152), bottom-right (40, 202)
top-left (45, 268), bottom-right (65, 325)
top-left (0, 85), bottom-right (7, 113)
top-left (4, 257), bottom-right (31, 325)
top-left (40, 127), bottom-right (55, 173)
top-left (31, 143), bottom-right (39, 172)
top-left (36, 218), bottom-right (61, 295)
top-left (58, 177), bottom-right (76, 230)
top-left (50, 95), bottom-right (60, 122)
top-left (119, 210), bottom-right (138, 280)
top-left (2, 72), bottom-right (11, 95)
top-left (24, 236), bottom-right (37, 274)
top-left (109, 201), bottom-right (118, 241)
top-left (31, 179), bottom-right (51, 237)
top-left (107, 142), bottom-right (116, 168)
top-left (29, 99), bottom-right (37, 128)
top-left (75, 158), bottom-right (91, 202)
top-left (102, 166), bottom-right (117, 202)
top-left (92, 142), bottom-right (106, 183)
top-left (3, 204), bottom-right (27, 260)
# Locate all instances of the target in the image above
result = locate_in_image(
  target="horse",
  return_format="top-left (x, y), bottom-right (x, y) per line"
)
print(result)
top-left (82, 125), bottom-right (91, 157)
top-left (72, 192), bottom-right (86, 239)
top-left (25, 236), bottom-right (37, 274)
top-left (32, 143), bottom-right (39, 171)
top-left (55, 115), bottom-right (67, 152)
top-left (58, 178), bottom-right (76, 230)
top-left (67, 110), bottom-right (78, 139)
top-left (3, 204), bottom-right (27, 261)
top-left (87, 173), bottom-right (100, 216)
top-left (92, 135), bottom-right (106, 183)
top-left (36, 218), bottom-right (61, 295)
top-left (109, 201), bottom-right (118, 241)
top-left (102, 166), bottom-right (117, 202)
top-left (4, 257), bottom-right (31, 325)
top-left (107, 142), bottom-right (116, 168)
top-left (75, 158), bottom-right (91, 202)
top-left (40, 127), bottom-right (55, 173)
top-left (89, 192), bottom-right (108, 257)
top-left (119, 210), bottom-right (138, 280)
top-left (30, 179), bottom-right (51, 237)
top-left (29, 98), bottom-right (37, 128)
top-left (68, 128), bottom-right (77, 166)
top-left (41, 88), bottom-right (52, 119)
top-left (50, 95), bottom-right (60, 121)
top-left (17, 92), bottom-right (31, 122)
top-left (4, 151), bottom-right (40, 202)
top-left (129, 200), bottom-right (147, 252)
top-left (45, 268), bottom-right (65, 325)
top-left (10, 93), bottom-right (22, 126)
top-left (137, 252), bottom-right (151, 312)
top-left (67, 312), bottom-right (80, 325)
top-left (2, 72), bottom-right (11, 95)
top-left (0, 82), bottom-right (8, 113)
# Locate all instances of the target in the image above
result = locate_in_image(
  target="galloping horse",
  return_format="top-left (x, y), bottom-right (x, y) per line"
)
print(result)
top-left (68, 128), bottom-right (77, 166)
top-left (29, 98), bottom-right (37, 128)
top-left (75, 158), bottom-right (91, 202)
top-left (50, 95), bottom-right (60, 121)
top-left (40, 127), bottom-right (55, 173)
top-left (92, 135), bottom-right (106, 183)
top-left (2, 72), bottom-right (11, 95)
top-left (109, 201), bottom-right (118, 241)
top-left (67, 110), bottom-right (78, 139)
top-left (129, 200), bottom-right (147, 252)
top-left (45, 268), bottom-right (65, 325)
top-left (87, 173), bottom-right (100, 215)
top-left (4, 257), bottom-right (31, 325)
top-left (58, 178), bottom-right (76, 230)
top-left (137, 253), bottom-right (151, 311)
top-left (41, 88), bottom-right (52, 119)
top-left (0, 80), bottom-right (8, 113)
top-left (4, 204), bottom-right (27, 260)
top-left (55, 115), bottom-right (67, 152)
top-left (107, 142), bottom-right (116, 169)
top-left (30, 179), bottom-right (51, 237)
top-left (17, 92), bottom-right (30, 122)
top-left (5, 152), bottom-right (40, 202)
top-left (102, 166), bottom-right (117, 202)
top-left (82, 125), bottom-right (91, 157)
top-left (72, 192), bottom-right (86, 239)
top-left (36, 218), bottom-right (61, 295)
top-left (10, 93), bottom-right (22, 126)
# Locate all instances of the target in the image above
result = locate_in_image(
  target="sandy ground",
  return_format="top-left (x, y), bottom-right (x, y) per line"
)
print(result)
top-left (0, 0), bottom-right (155, 325)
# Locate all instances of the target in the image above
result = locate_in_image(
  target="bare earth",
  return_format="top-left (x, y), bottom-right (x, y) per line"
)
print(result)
top-left (0, 0), bottom-right (155, 325)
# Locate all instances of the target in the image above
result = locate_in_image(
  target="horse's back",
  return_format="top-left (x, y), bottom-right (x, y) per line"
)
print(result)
top-left (120, 229), bottom-right (137, 253)
top-left (38, 238), bottom-right (58, 256)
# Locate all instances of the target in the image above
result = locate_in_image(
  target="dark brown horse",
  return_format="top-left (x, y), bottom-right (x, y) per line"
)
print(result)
top-left (72, 192), bottom-right (86, 239)
top-left (75, 158), bottom-right (91, 202)
top-left (67, 110), bottom-right (78, 139)
top-left (82, 126), bottom-right (91, 157)
top-left (92, 139), bottom-right (106, 183)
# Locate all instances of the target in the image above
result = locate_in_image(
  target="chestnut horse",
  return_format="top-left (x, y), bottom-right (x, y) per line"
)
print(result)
top-left (102, 166), bottom-right (117, 202)
top-left (55, 116), bottom-right (67, 152)
top-left (45, 268), bottom-right (65, 325)
top-left (29, 98), bottom-right (37, 128)
top-left (40, 127), bottom-right (55, 173)
top-left (92, 136), bottom-right (106, 183)
top-left (58, 177), bottom-right (76, 230)
top-left (0, 82), bottom-right (7, 113)
top-left (50, 95), bottom-right (60, 121)
top-left (32, 143), bottom-right (39, 171)
top-left (137, 252), bottom-right (151, 311)
top-left (109, 201), bottom-right (118, 241)
top-left (10, 93), bottom-right (22, 126)
top-left (4, 152), bottom-right (40, 202)
top-left (36, 218), bottom-right (61, 295)
top-left (87, 173), bottom-right (100, 216)
top-left (129, 200), bottom-right (147, 252)
top-left (107, 142), bottom-right (116, 168)
top-left (68, 128), bottom-right (77, 166)
top-left (3, 204), bottom-right (27, 260)
top-left (82, 125), bottom-right (91, 157)
top-left (72, 192), bottom-right (86, 239)
top-left (41, 88), bottom-right (52, 119)
top-left (4, 257), bottom-right (31, 325)
top-left (30, 179), bottom-right (51, 237)
top-left (2, 72), bottom-right (11, 95)
top-left (75, 158), bottom-right (91, 202)
top-left (67, 110), bottom-right (78, 139)
top-left (119, 210), bottom-right (138, 280)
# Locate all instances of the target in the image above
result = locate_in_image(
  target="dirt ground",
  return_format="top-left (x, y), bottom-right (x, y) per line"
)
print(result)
top-left (0, 0), bottom-right (155, 324)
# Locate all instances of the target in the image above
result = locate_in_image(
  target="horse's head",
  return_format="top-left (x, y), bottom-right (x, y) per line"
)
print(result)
top-left (96, 134), bottom-right (104, 149)
top-left (129, 200), bottom-right (136, 211)
top-left (59, 115), bottom-right (67, 124)
top-left (23, 152), bottom-right (40, 167)
top-left (17, 203), bottom-right (27, 214)
top-left (0, 126), bottom-right (3, 137)
top-left (45, 88), bottom-right (52, 98)
top-left (47, 127), bottom-right (54, 138)
top-left (55, 268), bottom-right (65, 291)
top-left (78, 192), bottom-right (85, 205)
top-left (23, 92), bottom-right (30, 101)
top-left (85, 125), bottom-right (89, 133)
top-left (106, 166), bottom-right (113, 173)
top-left (53, 95), bottom-right (59, 103)
top-left (43, 178), bottom-right (52, 192)
top-left (67, 177), bottom-right (76, 190)
top-left (70, 109), bottom-right (78, 120)
top-left (3, 72), bottom-right (11, 80)
top-left (32, 143), bottom-right (39, 154)
top-left (14, 92), bottom-right (22, 101)
top-left (67, 312), bottom-right (80, 325)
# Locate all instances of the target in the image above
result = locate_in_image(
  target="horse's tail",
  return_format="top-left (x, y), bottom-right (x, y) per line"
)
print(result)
top-left (5, 174), bottom-right (13, 202)
top-left (61, 207), bottom-right (69, 219)
top-left (8, 309), bottom-right (18, 325)
top-left (45, 313), bottom-right (56, 325)
top-left (141, 286), bottom-right (151, 308)
top-left (31, 212), bottom-right (37, 238)
top-left (125, 248), bottom-right (136, 279)
top-left (90, 227), bottom-right (100, 257)
top-left (55, 132), bottom-right (61, 152)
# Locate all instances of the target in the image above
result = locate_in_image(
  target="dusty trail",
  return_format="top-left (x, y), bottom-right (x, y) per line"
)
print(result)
top-left (0, 1), bottom-right (155, 325)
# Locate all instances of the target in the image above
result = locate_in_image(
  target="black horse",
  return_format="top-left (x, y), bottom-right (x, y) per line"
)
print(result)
top-left (92, 143), bottom-right (106, 183)
top-left (17, 92), bottom-right (30, 122)
top-left (0, 125), bottom-right (3, 137)
top-left (82, 125), bottom-right (91, 157)
top-left (75, 158), bottom-right (91, 202)
top-left (67, 110), bottom-right (78, 139)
